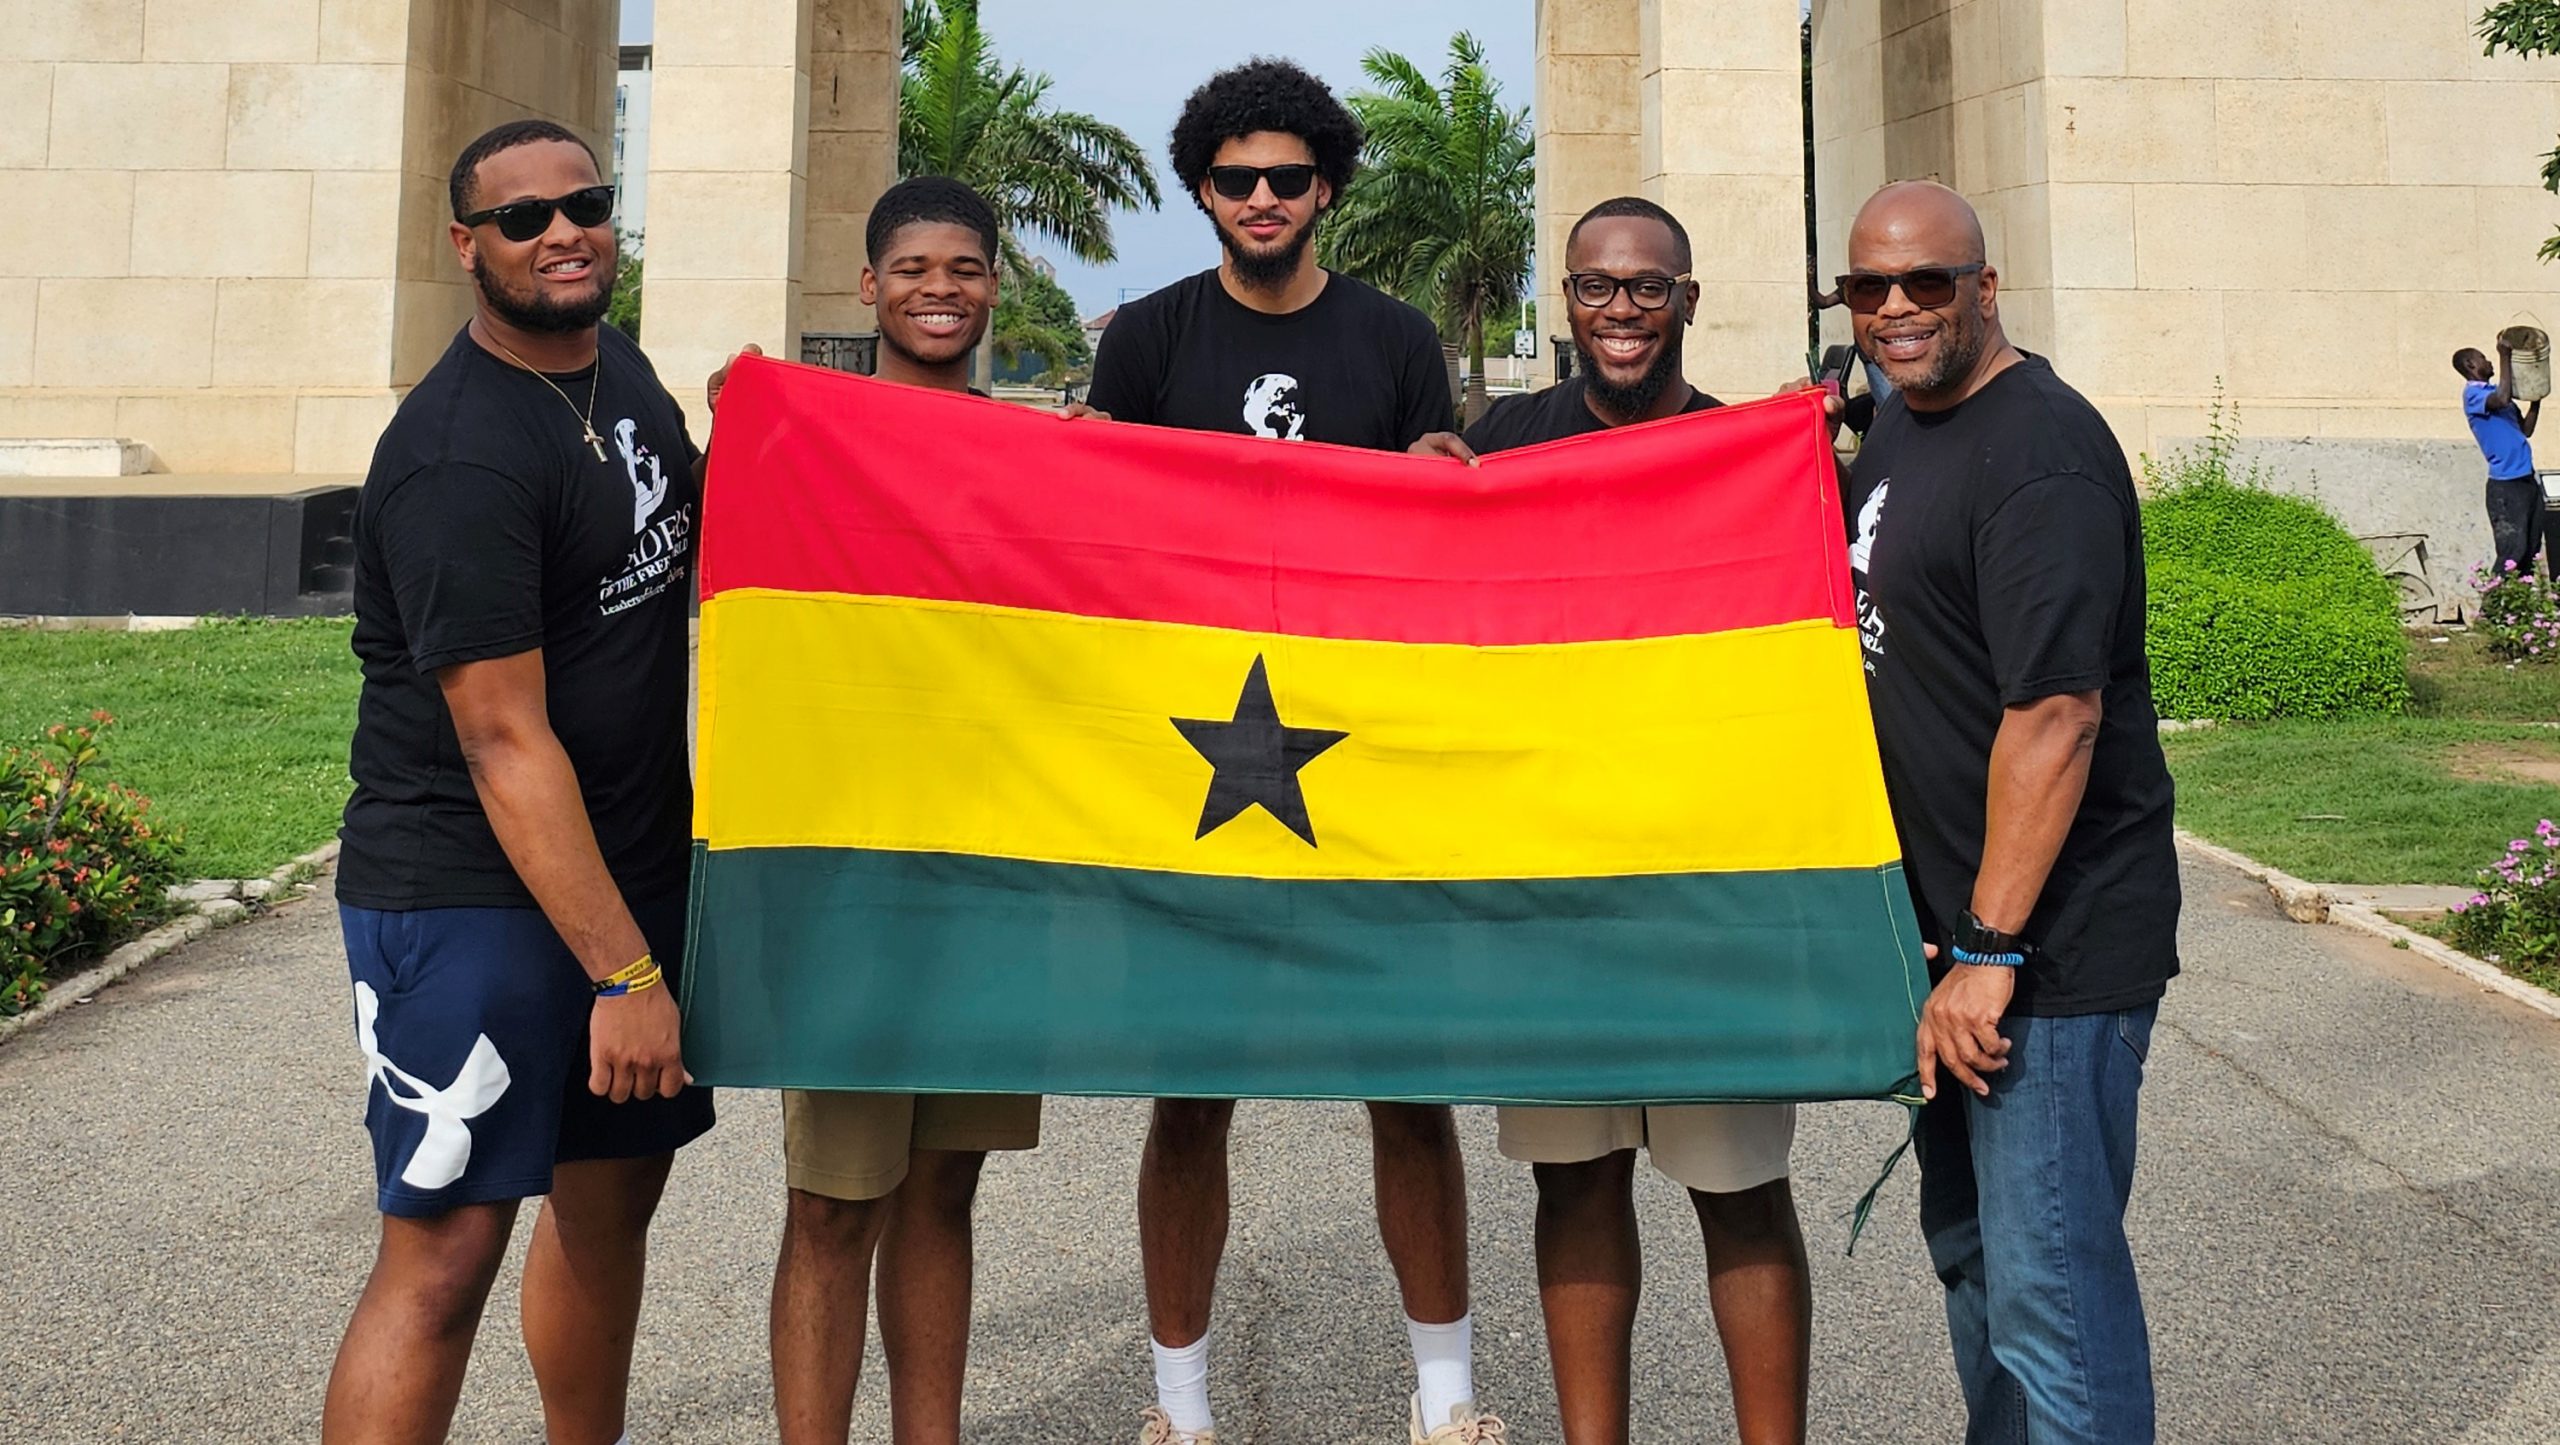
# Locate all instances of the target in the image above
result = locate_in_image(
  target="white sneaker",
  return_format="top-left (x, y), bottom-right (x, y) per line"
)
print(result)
top-left (1410, 1394), bottom-right (1509, 1443)
top-left (1139, 1405), bottom-right (1218, 1444)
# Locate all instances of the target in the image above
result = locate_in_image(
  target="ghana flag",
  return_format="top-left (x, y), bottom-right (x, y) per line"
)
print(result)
top-left (683, 355), bottom-right (1927, 1104)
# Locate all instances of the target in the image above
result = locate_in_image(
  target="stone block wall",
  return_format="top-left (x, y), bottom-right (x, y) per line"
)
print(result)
top-left (0, 0), bottom-right (613, 474)
top-left (1809, 0), bottom-right (2560, 583)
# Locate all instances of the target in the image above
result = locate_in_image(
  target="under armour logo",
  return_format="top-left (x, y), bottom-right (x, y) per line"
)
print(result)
top-left (353, 982), bottom-right (512, 1191)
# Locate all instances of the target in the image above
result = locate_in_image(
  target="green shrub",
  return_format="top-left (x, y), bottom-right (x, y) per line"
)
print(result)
top-left (0, 714), bottom-right (187, 1016)
top-left (2139, 407), bottom-right (2410, 721)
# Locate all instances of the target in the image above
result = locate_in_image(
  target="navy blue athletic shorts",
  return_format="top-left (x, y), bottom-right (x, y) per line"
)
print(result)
top-left (340, 894), bottom-right (716, 1218)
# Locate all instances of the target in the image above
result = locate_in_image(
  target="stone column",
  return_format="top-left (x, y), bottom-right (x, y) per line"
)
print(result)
top-left (1810, 0), bottom-right (2055, 362)
top-left (641, 0), bottom-right (816, 441)
top-left (1533, 0), bottom-right (1643, 385)
top-left (804, 0), bottom-right (900, 335)
top-left (1639, 0), bottom-right (1812, 398)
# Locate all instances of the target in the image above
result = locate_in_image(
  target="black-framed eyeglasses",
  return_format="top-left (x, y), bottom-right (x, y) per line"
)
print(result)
top-left (1835, 264), bottom-right (1985, 314)
top-left (1205, 164), bottom-right (1319, 202)
top-left (1565, 272), bottom-right (1691, 311)
top-left (459, 185), bottom-right (617, 243)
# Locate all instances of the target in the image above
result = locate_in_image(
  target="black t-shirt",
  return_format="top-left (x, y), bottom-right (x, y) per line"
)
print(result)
top-left (1461, 374), bottom-right (1723, 453)
top-left (1086, 268), bottom-right (1454, 449)
top-left (1845, 355), bottom-right (2180, 1016)
top-left (339, 325), bottom-right (702, 911)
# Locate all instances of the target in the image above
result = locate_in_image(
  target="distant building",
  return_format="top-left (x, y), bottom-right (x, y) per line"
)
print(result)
top-left (614, 45), bottom-right (654, 239)
top-left (1083, 308), bottom-right (1117, 362)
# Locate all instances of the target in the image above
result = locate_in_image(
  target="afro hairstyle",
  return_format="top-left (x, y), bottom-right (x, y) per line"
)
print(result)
top-left (449, 118), bottom-right (601, 222)
top-left (1169, 59), bottom-right (1363, 213)
top-left (865, 175), bottom-right (1001, 266)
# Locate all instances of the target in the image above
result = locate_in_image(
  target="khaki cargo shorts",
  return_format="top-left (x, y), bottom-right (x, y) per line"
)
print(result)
top-left (1495, 1102), bottom-right (1795, 1194)
top-left (781, 1090), bottom-right (1043, 1201)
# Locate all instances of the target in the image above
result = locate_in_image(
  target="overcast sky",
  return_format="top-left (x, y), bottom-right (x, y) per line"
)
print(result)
top-left (622, 1), bottom-right (1535, 317)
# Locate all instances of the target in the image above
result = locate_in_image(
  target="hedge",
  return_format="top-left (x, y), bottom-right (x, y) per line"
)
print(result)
top-left (2140, 470), bottom-right (2409, 722)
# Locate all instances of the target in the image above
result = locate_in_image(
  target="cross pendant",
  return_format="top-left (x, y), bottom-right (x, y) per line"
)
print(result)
top-left (584, 427), bottom-right (607, 462)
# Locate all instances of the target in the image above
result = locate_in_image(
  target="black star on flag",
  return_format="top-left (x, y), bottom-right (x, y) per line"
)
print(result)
top-left (1172, 655), bottom-right (1348, 847)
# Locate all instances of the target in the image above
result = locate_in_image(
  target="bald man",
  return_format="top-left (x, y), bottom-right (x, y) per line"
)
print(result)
top-left (1837, 181), bottom-right (2180, 1444)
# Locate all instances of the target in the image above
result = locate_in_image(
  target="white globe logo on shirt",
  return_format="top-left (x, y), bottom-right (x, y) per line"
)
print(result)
top-left (1849, 480), bottom-right (1888, 574)
top-left (1242, 373), bottom-right (1307, 441)
top-left (615, 417), bottom-right (668, 534)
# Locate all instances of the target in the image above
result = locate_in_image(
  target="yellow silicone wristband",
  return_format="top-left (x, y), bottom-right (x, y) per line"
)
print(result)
top-left (593, 953), bottom-right (656, 995)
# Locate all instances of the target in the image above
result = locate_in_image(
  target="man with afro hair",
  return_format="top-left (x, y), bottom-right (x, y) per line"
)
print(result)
top-left (1086, 58), bottom-right (1455, 451)
top-left (1086, 57), bottom-right (1497, 1445)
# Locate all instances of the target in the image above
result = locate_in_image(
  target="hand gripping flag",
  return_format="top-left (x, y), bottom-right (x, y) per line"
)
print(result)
top-left (684, 357), bottom-right (1928, 1104)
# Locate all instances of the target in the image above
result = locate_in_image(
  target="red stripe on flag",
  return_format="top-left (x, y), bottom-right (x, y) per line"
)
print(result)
top-left (699, 356), bottom-right (1854, 646)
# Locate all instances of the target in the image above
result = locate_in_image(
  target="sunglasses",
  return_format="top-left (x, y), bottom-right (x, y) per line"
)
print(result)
top-left (1565, 272), bottom-right (1691, 311)
top-left (460, 185), bottom-right (617, 243)
top-left (1205, 164), bottom-right (1319, 202)
top-left (1835, 264), bottom-right (1985, 314)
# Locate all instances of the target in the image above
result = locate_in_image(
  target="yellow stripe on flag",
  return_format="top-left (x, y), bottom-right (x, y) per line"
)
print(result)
top-left (696, 588), bottom-right (1900, 882)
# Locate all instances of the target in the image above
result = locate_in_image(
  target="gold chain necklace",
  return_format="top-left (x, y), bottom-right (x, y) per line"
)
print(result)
top-left (487, 330), bottom-right (607, 461)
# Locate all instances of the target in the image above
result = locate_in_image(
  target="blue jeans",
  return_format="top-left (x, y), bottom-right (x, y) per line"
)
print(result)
top-left (1918, 1003), bottom-right (2158, 1444)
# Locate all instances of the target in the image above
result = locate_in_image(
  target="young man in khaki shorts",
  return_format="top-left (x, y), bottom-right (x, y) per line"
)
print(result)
top-left (1498, 1103), bottom-right (1807, 1445)
top-left (707, 177), bottom-right (1043, 1445)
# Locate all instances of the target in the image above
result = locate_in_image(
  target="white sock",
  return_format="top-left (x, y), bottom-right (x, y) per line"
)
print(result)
top-left (1151, 1332), bottom-right (1215, 1436)
top-left (1407, 1312), bottom-right (1476, 1431)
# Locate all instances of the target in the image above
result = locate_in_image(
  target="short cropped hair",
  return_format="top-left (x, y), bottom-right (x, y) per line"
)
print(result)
top-left (449, 119), bottom-right (600, 222)
top-left (1567, 196), bottom-right (1693, 273)
top-left (865, 175), bottom-right (1001, 265)
top-left (2454, 347), bottom-right (2490, 377)
top-left (1169, 59), bottom-right (1363, 212)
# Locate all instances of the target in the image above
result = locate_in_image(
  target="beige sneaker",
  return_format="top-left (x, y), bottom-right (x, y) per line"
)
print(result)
top-left (1138, 1405), bottom-right (1218, 1444)
top-left (1410, 1394), bottom-right (1509, 1443)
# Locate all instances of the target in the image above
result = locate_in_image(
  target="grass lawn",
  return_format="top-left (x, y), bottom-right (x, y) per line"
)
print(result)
top-left (2162, 630), bottom-right (2560, 886)
top-left (0, 619), bottom-right (358, 880)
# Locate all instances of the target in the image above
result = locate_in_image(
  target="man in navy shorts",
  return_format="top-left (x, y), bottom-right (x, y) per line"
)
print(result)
top-left (324, 118), bottom-right (714, 1445)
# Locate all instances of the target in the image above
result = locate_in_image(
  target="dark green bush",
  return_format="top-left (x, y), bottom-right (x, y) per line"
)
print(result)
top-left (2139, 416), bottom-right (2410, 721)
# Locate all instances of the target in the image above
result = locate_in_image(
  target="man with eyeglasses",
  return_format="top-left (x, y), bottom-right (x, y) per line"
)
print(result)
top-left (325, 118), bottom-right (714, 1445)
top-left (1410, 195), bottom-right (1812, 1445)
top-left (1841, 180), bottom-right (2179, 1445)
top-left (1082, 58), bottom-right (1491, 1445)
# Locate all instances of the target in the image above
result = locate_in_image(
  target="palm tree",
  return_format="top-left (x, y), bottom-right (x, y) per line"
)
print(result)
top-left (1321, 33), bottom-right (1535, 422)
top-left (899, 0), bottom-right (1160, 385)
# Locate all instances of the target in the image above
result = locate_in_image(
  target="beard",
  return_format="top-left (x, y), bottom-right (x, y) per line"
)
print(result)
top-left (1880, 299), bottom-right (1988, 395)
top-left (1576, 333), bottom-right (1684, 419)
top-left (1218, 212), bottom-right (1318, 291)
top-left (472, 256), bottom-right (614, 335)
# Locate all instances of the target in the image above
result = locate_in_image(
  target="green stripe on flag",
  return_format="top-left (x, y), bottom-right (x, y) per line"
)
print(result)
top-left (681, 845), bottom-right (1928, 1105)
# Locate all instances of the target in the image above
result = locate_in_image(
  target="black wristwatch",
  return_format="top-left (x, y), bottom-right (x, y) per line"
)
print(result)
top-left (1947, 908), bottom-right (2032, 968)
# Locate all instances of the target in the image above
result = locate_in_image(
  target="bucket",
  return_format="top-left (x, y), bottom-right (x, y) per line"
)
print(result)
top-left (2501, 324), bottom-right (2551, 402)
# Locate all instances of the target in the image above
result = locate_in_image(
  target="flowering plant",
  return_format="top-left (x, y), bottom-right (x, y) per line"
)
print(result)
top-left (0, 714), bottom-right (187, 1015)
top-left (2469, 561), bottom-right (2560, 663)
top-left (2442, 819), bottom-right (2560, 979)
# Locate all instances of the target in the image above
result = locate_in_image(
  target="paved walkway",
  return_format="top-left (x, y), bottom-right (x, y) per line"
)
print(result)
top-left (5, 853), bottom-right (2557, 1443)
